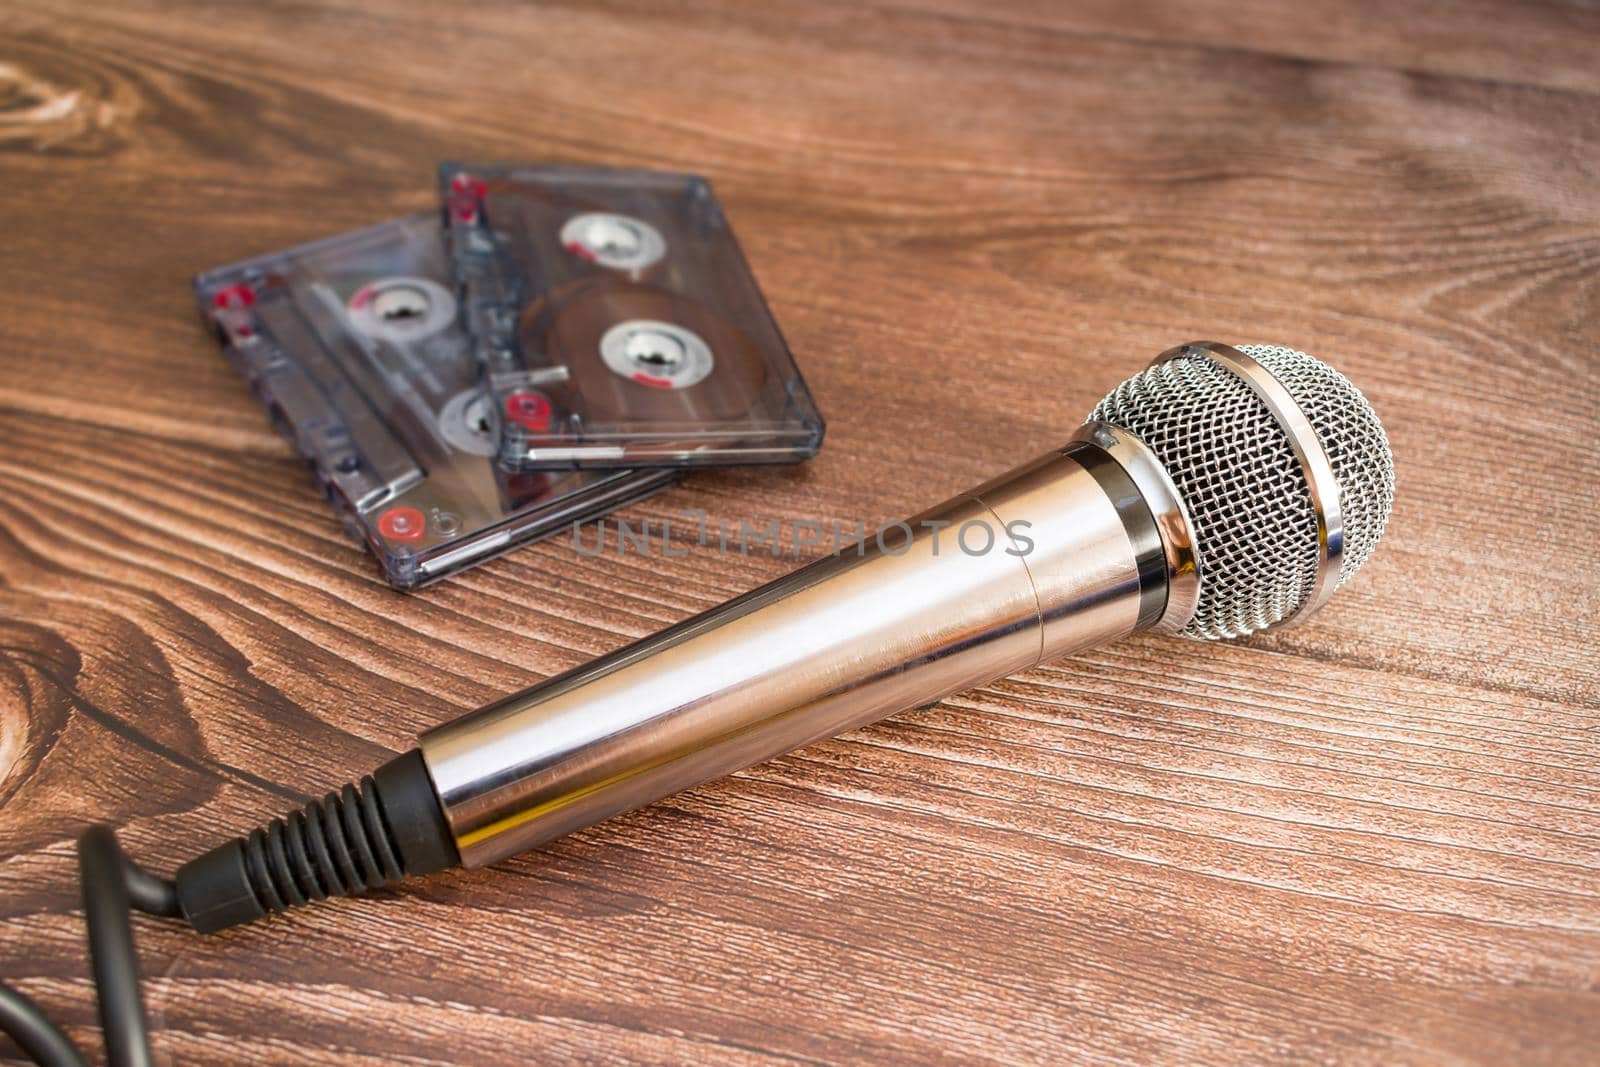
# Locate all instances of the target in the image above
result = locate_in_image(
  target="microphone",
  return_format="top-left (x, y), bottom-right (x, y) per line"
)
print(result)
top-left (173, 341), bottom-right (1395, 933)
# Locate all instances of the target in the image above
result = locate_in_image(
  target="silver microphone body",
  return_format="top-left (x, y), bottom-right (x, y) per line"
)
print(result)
top-left (421, 426), bottom-right (1197, 867)
top-left (172, 342), bottom-right (1392, 934)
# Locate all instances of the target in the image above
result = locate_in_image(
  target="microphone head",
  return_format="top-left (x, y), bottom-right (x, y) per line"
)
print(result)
top-left (1089, 342), bottom-right (1395, 640)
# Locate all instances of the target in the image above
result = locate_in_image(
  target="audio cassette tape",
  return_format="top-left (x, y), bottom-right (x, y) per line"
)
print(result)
top-left (441, 162), bottom-right (825, 471)
top-left (195, 214), bottom-right (679, 590)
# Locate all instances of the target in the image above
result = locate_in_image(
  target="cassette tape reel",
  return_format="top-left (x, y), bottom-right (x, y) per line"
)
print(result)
top-left (442, 163), bottom-right (825, 471)
top-left (195, 215), bottom-right (678, 590)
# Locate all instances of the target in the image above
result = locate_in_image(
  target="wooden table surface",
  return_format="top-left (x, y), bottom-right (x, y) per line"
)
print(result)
top-left (2, 1), bottom-right (1598, 1063)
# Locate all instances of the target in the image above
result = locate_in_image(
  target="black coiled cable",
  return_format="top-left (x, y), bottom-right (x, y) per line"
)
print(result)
top-left (0, 751), bottom-right (457, 1064)
top-left (0, 826), bottom-right (177, 1067)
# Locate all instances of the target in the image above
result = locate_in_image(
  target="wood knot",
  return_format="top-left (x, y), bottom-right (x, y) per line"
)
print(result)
top-left (0, 59), bottom-right (120, 151)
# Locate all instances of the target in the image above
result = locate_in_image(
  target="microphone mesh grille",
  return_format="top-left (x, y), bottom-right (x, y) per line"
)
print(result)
top-left (1090, 344), bottom-right (1394, 640)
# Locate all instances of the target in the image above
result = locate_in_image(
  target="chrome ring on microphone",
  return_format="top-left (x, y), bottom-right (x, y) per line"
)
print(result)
top-left (1152, 341), bottom-right (1345, 627)
top-left (1068, 421), bottom-right (1201, 635)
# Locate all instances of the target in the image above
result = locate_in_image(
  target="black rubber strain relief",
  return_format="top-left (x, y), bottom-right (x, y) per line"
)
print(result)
top-left (176, 749), bottom-right (459, 934)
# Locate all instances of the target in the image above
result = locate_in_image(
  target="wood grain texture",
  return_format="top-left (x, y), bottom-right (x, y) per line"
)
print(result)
top-left (1, 0), bottom-right (1597, 1063)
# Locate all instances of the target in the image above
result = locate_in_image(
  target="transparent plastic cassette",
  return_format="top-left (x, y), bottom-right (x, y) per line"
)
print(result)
top-left (195, 215), bottom-right (679, 590)
top-left (441, 163), bottom-right (825, 471)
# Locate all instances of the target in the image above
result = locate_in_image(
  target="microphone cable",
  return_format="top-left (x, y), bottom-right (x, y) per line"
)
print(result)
top-left (1, 752), bottom-right (455, 1066)
top-left (0, 827), bottom-right (177, 1067)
